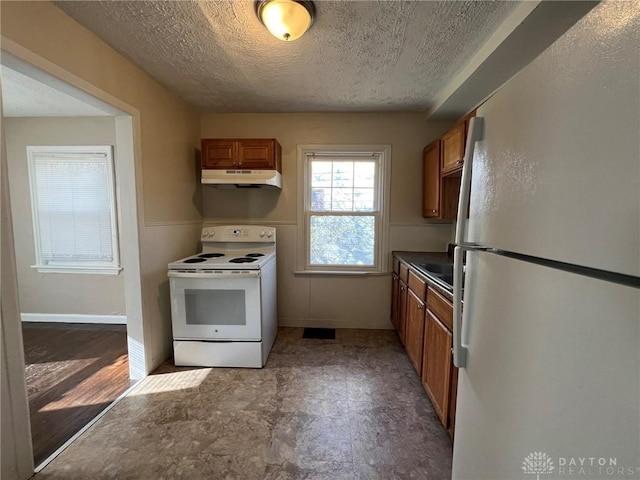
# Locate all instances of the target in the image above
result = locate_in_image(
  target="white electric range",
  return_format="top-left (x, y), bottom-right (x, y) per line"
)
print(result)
top-left (168, 225), bottom-right (277, 368)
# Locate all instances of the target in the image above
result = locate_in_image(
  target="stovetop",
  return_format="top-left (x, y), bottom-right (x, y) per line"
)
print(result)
top-left (168, 247), bottom-right (275, 271)
top-left (168, 225), bottom-right (277, 271)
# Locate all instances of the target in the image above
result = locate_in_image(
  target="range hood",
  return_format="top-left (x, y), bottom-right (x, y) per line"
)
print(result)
top-left (201, 169), bottom-right (282, 189)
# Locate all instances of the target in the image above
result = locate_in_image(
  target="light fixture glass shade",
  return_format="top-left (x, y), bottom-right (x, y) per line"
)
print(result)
top-left (259, 0), bottom-right (313, 41)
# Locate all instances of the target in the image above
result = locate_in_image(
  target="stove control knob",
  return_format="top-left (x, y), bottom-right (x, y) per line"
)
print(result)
top-left (209, 230), bottom-right (215, 237)
top-left (259, 231), bottom-right (266, 238)
top-left (266, 230), bottom-right (273, 238)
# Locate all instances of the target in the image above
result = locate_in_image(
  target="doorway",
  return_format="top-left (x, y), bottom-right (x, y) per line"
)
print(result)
top-left (1, 52), bottom-right (147, 471)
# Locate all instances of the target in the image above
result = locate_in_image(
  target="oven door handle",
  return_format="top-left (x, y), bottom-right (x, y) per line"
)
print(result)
top-left (168, 271), bottom-right (261, 279)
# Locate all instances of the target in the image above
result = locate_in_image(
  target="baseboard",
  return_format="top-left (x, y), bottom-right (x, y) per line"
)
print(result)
top-left (277, 317), bottom-right (394, 330)
top-left (21, 313), bottom-right (127, 325)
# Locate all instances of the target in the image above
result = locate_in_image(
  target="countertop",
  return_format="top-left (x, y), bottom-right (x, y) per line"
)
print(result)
top-left (392, 251), bottom-right (454, 302)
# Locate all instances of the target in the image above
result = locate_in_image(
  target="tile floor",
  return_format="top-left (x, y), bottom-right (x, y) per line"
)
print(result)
top-left (34, 328), bottom-right (453, 480)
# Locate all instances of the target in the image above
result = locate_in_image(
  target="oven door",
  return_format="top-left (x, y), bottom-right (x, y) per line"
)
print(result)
top-left (169, 271), bottom-right (261, 341)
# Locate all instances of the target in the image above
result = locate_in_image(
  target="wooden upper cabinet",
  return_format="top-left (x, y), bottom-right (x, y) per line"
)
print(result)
top-left (201, 139), bottom-right (281, 171)
top-left (202, 139), bottom-right (236, 169)
top-left (441, 122), bottom-right (465, 175)
top-left (422, 310), bottom-right (453, 425)
top-left (422, 140), bottom-right (441, 218)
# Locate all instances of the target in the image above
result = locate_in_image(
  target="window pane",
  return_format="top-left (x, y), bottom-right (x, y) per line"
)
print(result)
top-left (311, 161), bottom-right (332, 187)
top-left (331, 188), bottom-right (353, 211)
top-left (308, 158), bottom-right (378, 213)
top-left (353, 188), bottom-right (375, 211)
top-left (332, 162), bottom-right (354, 188)
top-left (311, 188), bottom-right (331, 211)
top-left (354, 161), bottom-right (375, 188)
top-left (310, 215), bottom-right (375, 266)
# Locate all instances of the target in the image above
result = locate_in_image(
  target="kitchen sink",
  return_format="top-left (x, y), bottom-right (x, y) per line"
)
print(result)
top-left (421, 263), bottom-right (453, 275)
top-left (411, 261), bottom-right (459, 291)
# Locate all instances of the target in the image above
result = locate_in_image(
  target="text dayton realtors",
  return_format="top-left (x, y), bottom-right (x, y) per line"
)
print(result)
top-left (557, 457), bottom-right (639, 477)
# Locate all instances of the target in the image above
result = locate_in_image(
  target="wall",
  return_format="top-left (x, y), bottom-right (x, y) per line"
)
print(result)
top-left (1, 3), bottom-right (202, 476)
top-left (201, 113), bottom-right (454, 329)
top-left (1, 0), bottom-right (202, 369)
top-left (5, 117), bottom-right (126, 317)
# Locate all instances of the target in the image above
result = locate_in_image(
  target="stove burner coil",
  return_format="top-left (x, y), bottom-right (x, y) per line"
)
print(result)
top-left (245, 253), bottom-right (265, 257)
top-left (198, 253), bottom-right (225, 258)
top-left (229, 257), bottom-right (258, 263)
top-left (184, 258), bottom-right (207, 263)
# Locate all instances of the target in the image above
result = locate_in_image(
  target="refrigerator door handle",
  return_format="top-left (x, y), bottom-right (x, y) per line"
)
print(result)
top-left (453, 246), bottom-right (467, 367)
top-left (454, 244), bottom-right (493, 368)
top-left (454, 117), bottom-right (484, 246)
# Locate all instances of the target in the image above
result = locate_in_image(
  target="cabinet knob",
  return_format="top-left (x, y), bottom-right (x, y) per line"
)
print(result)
top-left (432, 209), bottom-right (437, 213)
top-left (417, 304), bottom-right (423, 310)
top-left (456, 160), bottom-right (463, 165)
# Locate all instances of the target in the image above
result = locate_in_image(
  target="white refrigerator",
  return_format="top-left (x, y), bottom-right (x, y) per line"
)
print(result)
top-left (451, 2), bottom-right (640, 479)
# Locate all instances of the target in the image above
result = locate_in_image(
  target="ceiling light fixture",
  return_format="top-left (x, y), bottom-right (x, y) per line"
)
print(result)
top-left (255, 0), bottom-right (316, 42)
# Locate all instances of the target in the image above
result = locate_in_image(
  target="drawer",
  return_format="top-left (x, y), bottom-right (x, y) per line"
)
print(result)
top-left (399, 262), bottom-right (409, 282)
top-left (427, 286), bottom-right (453, 331)
top-left (408, 270), bottom-right (426, 300)
top-left (393, 257), bottom-right (400, 274)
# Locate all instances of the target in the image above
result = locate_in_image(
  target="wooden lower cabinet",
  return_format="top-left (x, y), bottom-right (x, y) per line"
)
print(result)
top-left (391, 273), bottom-right (400, 331)
top-left (398, 279), bottom-right (408, 345)
top-left (422, 310), bottom-right (453, 426)
top-left (405, 290), bottom-right (426, 375)
top-left (390, 256), bottom-right (458, 438)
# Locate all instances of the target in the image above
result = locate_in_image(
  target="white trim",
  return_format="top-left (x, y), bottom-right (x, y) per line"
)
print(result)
top-left (293, 270), bottom-right (390, 276)
top-left (31, 265), bottom-right (122, 275)
top-left (297, 144), bottom-right (391, 274)
top-left (21, 313), bottom-right (127, 325)
top-left (34, 379), bottom-right (141, 473)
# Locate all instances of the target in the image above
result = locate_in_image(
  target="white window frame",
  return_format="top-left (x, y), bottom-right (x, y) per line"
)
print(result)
top-left (26, 145), bottom-right (121, 275)
top-left (296, 144), bottom-right (391, 274)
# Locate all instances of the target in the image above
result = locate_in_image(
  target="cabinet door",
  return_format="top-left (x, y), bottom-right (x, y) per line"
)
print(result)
top-left (398, 279), bottom-right (408, 345)
top-left (405, 289), bottom-right (426, 375)
top-left (201, 139), bottom-right (237, 169)
top-left (237, 139), bottom-right (276, 169)
top-left (441, 122), bottom-right (465, 174)
top-left (422, 140), bottom-right (441, 218)
top-left (391, 273), bottom-right (400, 332)
top-left (422, 310), bottom-right (453, 425)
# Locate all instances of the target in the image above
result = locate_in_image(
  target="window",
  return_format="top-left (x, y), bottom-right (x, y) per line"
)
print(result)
top-left (297, 145), bottom-right (390, 273)
top-left (27, 146), bottom-right (120, 274)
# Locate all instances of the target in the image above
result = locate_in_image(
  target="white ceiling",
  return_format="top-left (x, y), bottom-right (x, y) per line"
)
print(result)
top-left (1, 65), bottom-right (112, 117)
top-left (54, 0), bottom-right (519, 114)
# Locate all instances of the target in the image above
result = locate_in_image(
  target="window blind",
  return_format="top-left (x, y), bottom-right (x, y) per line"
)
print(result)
top-left (28, 148), bottom-right (118, 269)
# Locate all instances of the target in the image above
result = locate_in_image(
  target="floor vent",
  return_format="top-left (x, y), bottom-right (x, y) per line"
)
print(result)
top-left (302, 328), bottom-right (336, 339)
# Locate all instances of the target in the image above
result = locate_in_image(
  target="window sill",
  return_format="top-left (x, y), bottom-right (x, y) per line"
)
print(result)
top-left (31, 265), bottom-right (123, 275)
top-left (294, 270), bottom-right (389, 276)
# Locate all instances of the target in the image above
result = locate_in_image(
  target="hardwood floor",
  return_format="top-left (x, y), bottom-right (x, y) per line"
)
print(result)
top-left (22, 322), bottom-right (134, 466)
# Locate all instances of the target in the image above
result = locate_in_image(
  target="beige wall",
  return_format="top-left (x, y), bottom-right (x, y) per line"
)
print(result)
top-left (5, 117), bottom-right (126, 316)
top-left (201, 113), bottom-right (454, 329)
top-left (1, 3), bottom-right (202, 475)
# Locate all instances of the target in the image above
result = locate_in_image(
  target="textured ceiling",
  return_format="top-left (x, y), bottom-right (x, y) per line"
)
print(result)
top-left (1, 66), bottom-right (112, 117)
top-left (55, 0), bottom-right (518, 113)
